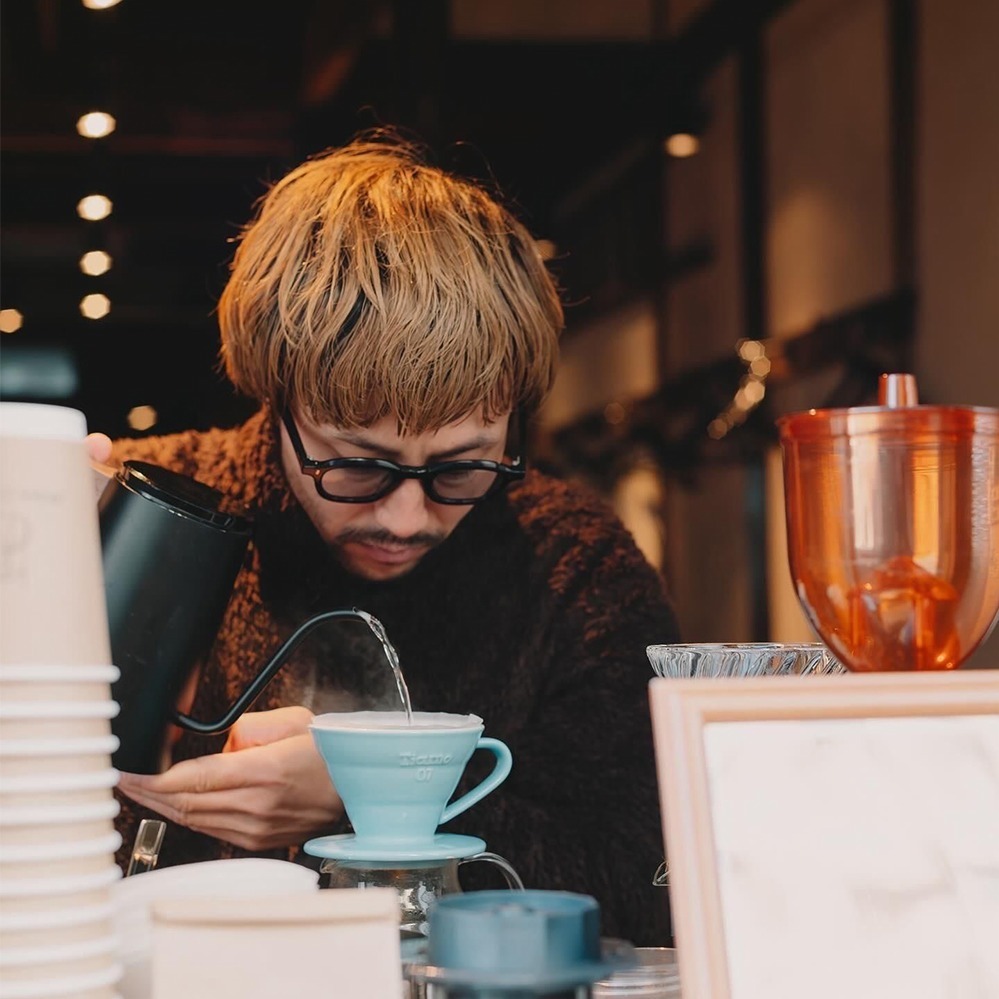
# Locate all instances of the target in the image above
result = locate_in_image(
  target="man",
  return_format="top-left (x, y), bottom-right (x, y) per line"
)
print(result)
top-left (95, 130), bottom-right (681, 945)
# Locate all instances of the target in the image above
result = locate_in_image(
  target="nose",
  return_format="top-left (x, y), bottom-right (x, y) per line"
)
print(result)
top-left (372, 479), bottom-right (432, 539)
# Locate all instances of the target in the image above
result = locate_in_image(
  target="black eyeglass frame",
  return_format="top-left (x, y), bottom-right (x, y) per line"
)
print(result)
top-left (281, 409), bottom-right (527, 505)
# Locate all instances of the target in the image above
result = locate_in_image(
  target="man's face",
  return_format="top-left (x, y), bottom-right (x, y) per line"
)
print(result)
top-left (280, 407), bottom-right (512, 581)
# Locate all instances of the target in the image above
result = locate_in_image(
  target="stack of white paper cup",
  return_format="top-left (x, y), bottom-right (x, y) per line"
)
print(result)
top-left (1, 403), bottom-right (124, 998)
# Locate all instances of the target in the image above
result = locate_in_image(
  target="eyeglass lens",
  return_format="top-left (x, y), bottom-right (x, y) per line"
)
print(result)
top-left (319, 464), bottom-right (502, 501)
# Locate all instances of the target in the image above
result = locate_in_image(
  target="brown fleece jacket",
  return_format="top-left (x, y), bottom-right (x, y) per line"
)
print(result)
top-left (109, 407), bottom-right (681, 945)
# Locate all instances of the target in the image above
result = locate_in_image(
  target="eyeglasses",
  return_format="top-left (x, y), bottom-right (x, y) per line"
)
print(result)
top-left (282, 410), bottom-right (526, 505)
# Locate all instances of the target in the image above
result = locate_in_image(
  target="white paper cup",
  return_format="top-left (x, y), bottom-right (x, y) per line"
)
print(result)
top-left (0, 930), bottom-right (119, 966)
top-left (0, 797), bottom-right (120, 827)
top-left (0, 964), bottom-right (122, 999)
top-left (0, 831), bottom-right (122, 883)
top-left (3, 987), bottom-right (121, 999)
top-left (0, 900), bottom-right (113, 934)
top-left (0, 801), bottom-right (119, 847)
top-left (0, 863), bottom-right (121, 900)
top-left (0, 702), bottom-right (119, 742)
top-left (0, 914), bottom-right (116, 953)
top-left (0, 736), bottom-right (118, 778)
top-left (0, 768), bottom-right (120, 796)
top-left (0, 665), bottom-right (118, 704)
top-left (0, 830), bottom-right (122, 866)
top-left (0, 880), bottom-right (118, 921)
top-left (113, 859), bottom-right (317, 999)
top-left (0, 702), bottom-right (119, 721)
top-left (0, 985), bottom-right (121, 999)
top-left (1, 784), bottom-right (118, 809)
top-left (0, 755), bottom-right (116, 780)
top-left (0, 718), bottom-right (114, 740)
top-left (113, 859), bottom-right (318, 956)
top-left (0, 935), bottom-right (120, 988)
top-left (1, 826), bottom-right (117, 853)
top-left (0, 665), bottom-right (119, 683)
top-left (0, 403), bottom-right (113, 668)
top-left (0, 853), bottom-right (120, 885)
top-left (0, 735), bottom-right (120, 758)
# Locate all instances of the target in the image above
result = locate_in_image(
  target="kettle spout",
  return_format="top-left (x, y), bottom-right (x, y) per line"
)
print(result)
top-left (173, 608), bottom-right (375, 735)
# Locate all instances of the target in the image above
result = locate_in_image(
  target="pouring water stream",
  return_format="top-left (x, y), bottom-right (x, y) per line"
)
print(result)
top-left (354, 609), bottom-right (413, 723)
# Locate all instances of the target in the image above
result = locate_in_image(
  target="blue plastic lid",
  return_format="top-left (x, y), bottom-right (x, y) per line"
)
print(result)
top-left (404, 889), bottom-right (636, 992)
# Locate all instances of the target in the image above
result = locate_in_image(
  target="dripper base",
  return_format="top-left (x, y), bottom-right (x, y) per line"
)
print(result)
top-left (303, 832), bottom-right (486, 862)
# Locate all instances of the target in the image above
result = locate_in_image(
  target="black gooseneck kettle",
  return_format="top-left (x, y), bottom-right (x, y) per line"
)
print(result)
top-left (99, 460), bottom-right (368, 774)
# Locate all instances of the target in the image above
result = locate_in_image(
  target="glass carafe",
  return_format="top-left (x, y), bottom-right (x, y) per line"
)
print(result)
top-left (321, 853), bottom-right (524, 936)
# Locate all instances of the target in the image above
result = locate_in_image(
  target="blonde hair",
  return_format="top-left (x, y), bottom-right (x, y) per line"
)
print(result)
top-left (217, 131), bottom-right (563, 433)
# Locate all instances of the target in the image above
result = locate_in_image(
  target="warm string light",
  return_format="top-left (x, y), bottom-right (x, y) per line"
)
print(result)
top-left (707, 339), bottom-right (771, 440)
top-left (77, 193), bottom-right (113, 221)
top-left (80, 293), bottom-right (111, 320)
top-left (76, 111), bottom-right (117, 139)
top-left (127, 405), bottom-right (158, 431)
top-left (76, 9), bottom-right (120, 333)
top-left (664, 132), bottom-right (700, 158)
top-left (0, 308), bottom-right (24, 333)
top-left (80, 250), bottom-right (113, 276)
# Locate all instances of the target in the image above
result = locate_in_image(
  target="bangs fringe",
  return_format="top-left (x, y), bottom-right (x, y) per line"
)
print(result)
top-left (218, 136), bottom-right (563, 434)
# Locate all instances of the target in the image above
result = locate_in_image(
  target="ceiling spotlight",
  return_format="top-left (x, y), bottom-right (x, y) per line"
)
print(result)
top-left (0, 308), bottom-right (24, 333)
top-left (76, 111), bottom-right (117, 139)
top-left (82, 0), bottom-right (123, 9)
top-left (77, 194), bottom-right (113, 221)
top-left (80, 293), bottom-right (111, 320)
top-left (664, 132), bottom-right (700, 158)
top-left (80, 250), bottom-right (113, 276)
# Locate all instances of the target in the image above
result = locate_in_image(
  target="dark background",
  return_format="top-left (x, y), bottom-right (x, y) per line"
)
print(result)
top-left (1, 0), bottom-right (788, 437)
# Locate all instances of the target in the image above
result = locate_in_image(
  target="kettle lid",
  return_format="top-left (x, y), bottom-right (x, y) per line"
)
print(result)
top-left (118, 460), bottom-right (251, 533)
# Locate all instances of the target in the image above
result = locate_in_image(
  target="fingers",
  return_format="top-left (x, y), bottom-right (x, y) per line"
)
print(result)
top-left (87, 432), bottom-right (116, 500)
top-left (86, 432), bottom-right (113, 464)
top-left (223, 706), bottom-right (315, 752)
top-left (117, 734), bottom-right (342, 851)
top-left (119, 751), bottom-right (253, 797)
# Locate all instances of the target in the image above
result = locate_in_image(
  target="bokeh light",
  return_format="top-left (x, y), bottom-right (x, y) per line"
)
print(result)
top-left (0, 308), bottom-right (24, 333)
top-left (80, 250), bottom-right (113, 276)
top-left (80, 293), bottom-right (111, 319)
top-left (76, 111), bottom-right (117, 139)
top-left (77, 194), bottom-right (113, 221)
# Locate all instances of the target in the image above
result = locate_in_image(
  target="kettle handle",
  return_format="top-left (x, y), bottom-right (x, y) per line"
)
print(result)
top-left (172, 608), bottom-right (370, 735)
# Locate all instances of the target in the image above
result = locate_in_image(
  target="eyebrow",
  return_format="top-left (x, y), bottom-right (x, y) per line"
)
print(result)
top-left (327, 430), bottom-right (504, 463)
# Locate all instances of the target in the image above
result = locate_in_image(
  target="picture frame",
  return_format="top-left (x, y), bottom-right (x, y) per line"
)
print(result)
top-left (648, 670), bottom-right (999, 999)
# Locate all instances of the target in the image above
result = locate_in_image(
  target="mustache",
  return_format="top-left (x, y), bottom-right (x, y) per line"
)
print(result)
top-left (334, 527), bottom-right (445, 549)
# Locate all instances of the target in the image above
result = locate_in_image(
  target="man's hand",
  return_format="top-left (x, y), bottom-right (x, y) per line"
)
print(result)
top-left (86, 432), bottom-right (113, 464)
top-left (117, 707), bottom-right (343, 851)
top-left (86, 432), bottom-right (116, 500)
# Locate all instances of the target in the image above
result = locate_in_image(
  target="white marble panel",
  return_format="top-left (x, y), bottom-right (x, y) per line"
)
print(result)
top-left (703, 714), bottom-right (999, 999)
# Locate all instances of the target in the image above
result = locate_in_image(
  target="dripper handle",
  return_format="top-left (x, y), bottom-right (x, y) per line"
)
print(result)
top-left (879, 373), bottom-right (919, 407)
top-left (439, 737), bottom-right (512, 824)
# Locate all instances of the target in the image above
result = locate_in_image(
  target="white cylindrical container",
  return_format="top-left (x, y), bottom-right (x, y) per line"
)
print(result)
top-left (0, 403), bottom-right (112, 666)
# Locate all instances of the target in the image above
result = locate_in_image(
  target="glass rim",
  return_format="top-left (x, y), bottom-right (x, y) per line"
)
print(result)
top-left (646, 642), bottom-right (829, 651)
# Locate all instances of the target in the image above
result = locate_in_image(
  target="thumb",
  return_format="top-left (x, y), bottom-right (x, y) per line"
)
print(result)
top-left (87, 433), bottom-right (117, 501)
top-left (86, 432), bottom-right (113, 464)
top-left (223, 706), bottom-right (315, 752)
